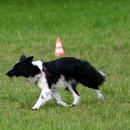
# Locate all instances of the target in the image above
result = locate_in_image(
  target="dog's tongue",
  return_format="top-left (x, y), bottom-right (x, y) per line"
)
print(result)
top-left (6, 76), bottom-right (12, 78)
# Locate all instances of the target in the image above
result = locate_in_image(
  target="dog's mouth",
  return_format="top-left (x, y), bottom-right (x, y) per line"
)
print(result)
top-left (6, 76), bottom-right (16, 78)
top-left (6, 72), bottom-right (16, 78)
top-left (6, 75), bottom-right (13, 78)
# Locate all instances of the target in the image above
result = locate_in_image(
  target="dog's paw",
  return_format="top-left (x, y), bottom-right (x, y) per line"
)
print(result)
top-left (95, 90), bottom-right (104, 100)
top-left (97, 94), bottom-right (104, 100)
top-left (62, 103), bottom-right (70, 107)
top-left (99, 95), bottom-right (104, 100)
top-left (65, 103), bottom-right (71, 107)
top-left (69, 104), bottom-right (76, 107)
top-left (32, 105), bottom-right (40, 110)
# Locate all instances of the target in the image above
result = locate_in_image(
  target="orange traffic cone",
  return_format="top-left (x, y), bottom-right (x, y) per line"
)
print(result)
top-left (55, 38), bottom-right (65, 57)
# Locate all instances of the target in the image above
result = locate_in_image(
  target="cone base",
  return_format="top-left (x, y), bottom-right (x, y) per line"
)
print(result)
top-left (55, 52), bottom-right (65, 57)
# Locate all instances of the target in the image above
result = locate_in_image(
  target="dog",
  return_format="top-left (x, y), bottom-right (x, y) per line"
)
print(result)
top-left (6, 55), bottom-right (105, 110)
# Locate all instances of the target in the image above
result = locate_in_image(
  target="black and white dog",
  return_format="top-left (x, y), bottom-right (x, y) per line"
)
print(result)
top-left (6, 55), bottom-right (105, 110)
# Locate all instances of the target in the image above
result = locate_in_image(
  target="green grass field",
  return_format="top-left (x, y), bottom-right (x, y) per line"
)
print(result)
top-left (0, 0), bottom-right (130, 129)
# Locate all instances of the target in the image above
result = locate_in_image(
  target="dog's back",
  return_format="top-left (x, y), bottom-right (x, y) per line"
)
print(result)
top-left (44, 57), bottom-right (105, 89)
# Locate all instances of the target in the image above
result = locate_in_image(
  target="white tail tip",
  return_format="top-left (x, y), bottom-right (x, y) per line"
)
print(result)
top-left (98, 71), bottom-right (106, 77)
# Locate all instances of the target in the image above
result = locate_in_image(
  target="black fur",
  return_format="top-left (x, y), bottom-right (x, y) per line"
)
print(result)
top-left (43, 57), bottom-right (105, 90)
top-left (6, 56), bottom-right (40, 78)
top-left (6, 56), bottom-right (105, 94)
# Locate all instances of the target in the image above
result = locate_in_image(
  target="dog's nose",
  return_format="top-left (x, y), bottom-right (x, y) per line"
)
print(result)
top-left (6, 72), bottom-right (12, 78)
top-left (6, 72), bottom-right (9, 76)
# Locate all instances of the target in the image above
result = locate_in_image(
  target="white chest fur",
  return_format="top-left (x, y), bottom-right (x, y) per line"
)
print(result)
top-left (24, 74), bottom-right (41, 84)
top-left (37, 74), bottom-right (49, 90)
top-left (24, 60), bottom-right (49, 90)
top-left (24, 73), bottom-right (49, 90)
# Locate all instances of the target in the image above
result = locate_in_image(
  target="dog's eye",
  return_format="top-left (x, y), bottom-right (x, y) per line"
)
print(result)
top-left (23, 62), bottom-right (26, 65)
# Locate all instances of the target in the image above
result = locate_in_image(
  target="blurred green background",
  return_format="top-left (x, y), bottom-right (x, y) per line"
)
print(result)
top-left (0, 0), bottom-right (130, 129)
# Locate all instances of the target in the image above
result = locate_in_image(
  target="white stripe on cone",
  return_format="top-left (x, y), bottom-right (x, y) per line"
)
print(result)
top-left (56, 42), bottom-right (62, 47)
top-left (55, 48), bottom-right (64, 53)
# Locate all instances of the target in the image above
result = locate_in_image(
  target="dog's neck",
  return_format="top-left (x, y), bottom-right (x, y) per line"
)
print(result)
top-left (24, 60), bottom-right (50, 90)
top-left (24, 60), bottom-right (44, 85)
top-left (24, 73), bottom-right (42, 84)
top-left (32, 60), bottom-right (43, 71)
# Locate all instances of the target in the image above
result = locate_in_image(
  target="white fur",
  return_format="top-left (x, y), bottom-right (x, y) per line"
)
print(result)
top-left (52, 75), bottom-right (76, 89)
top-left (51, 75), bottom-right (79, 106)
top-left (32, 75), bottom-right (71, 109)
top-left (24, 74), bottom-right (41, 84)
top-left (98, 71), bottom-right (106, 77)
top-left (22, 60), bottom-right (53, 109)
top-left (26, 62), bottom-right (105, 110)
top-left (24, 60), bottom-right (47, 88)
top-left (32, 87), bottom-right (52, 109)
top-left (52, 75), bottom-right (66, 89)
top-left (51, 89), bottom-right (69, 106)
top-left (36, 74), bottom-right (48, 90)
top-left (30, 71), bottom-right (52, 109)
top-left (67, 85), bottom-right (80, 105)
top-left (32, 60), bottom-right (43, 71)
top-left (95, 89), bottom-right (104, 100)
top-left (32, 74), bottom-right (79, 109)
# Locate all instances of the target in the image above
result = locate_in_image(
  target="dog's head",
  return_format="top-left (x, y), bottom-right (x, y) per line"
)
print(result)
top-left (6, 55), bottom-right (40, 78)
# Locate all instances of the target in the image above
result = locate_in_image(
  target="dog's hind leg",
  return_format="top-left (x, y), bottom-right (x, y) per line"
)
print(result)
top-left (67, 84), bottom-right (80, 106)
top-left (95, 89), bottom-right (104, 100)
top-left (51, 89), bottom-right (69, 106)
top-left (32, 88), bottom-right (52, 110)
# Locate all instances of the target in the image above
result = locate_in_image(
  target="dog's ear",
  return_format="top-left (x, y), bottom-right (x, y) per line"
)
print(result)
top-left (25, 56), bottom-right (34, 63)
top-left (20, 55), bottom-right (26, 61)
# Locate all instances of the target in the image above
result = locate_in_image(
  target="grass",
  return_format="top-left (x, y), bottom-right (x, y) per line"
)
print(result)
top-left (0, 0), bottom-right (130, 129)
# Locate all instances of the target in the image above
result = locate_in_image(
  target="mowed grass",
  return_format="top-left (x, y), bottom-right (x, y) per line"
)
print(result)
top-left (0, 0), bottom-right (130, 129)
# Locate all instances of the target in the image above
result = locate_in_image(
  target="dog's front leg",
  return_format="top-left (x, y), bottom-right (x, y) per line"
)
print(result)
top-left (32, 88), bottom-right (52, 110)
top-left (32, 75), bottom-right (52, 110)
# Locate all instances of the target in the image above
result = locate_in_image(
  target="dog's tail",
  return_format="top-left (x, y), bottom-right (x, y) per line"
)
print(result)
top-left (73, 61), bottom-right (105, 89)
top-left (98, 71), bottom-right (106, 77)
top-left (96, 70), bottom-right (106, 87)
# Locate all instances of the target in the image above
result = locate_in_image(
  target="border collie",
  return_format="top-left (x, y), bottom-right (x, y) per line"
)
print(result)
top-left (6, 55), bottom-right (105, 110)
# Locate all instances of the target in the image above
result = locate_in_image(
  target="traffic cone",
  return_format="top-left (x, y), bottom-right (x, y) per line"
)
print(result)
top-left (55, 38), bottom-right (65, 57)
